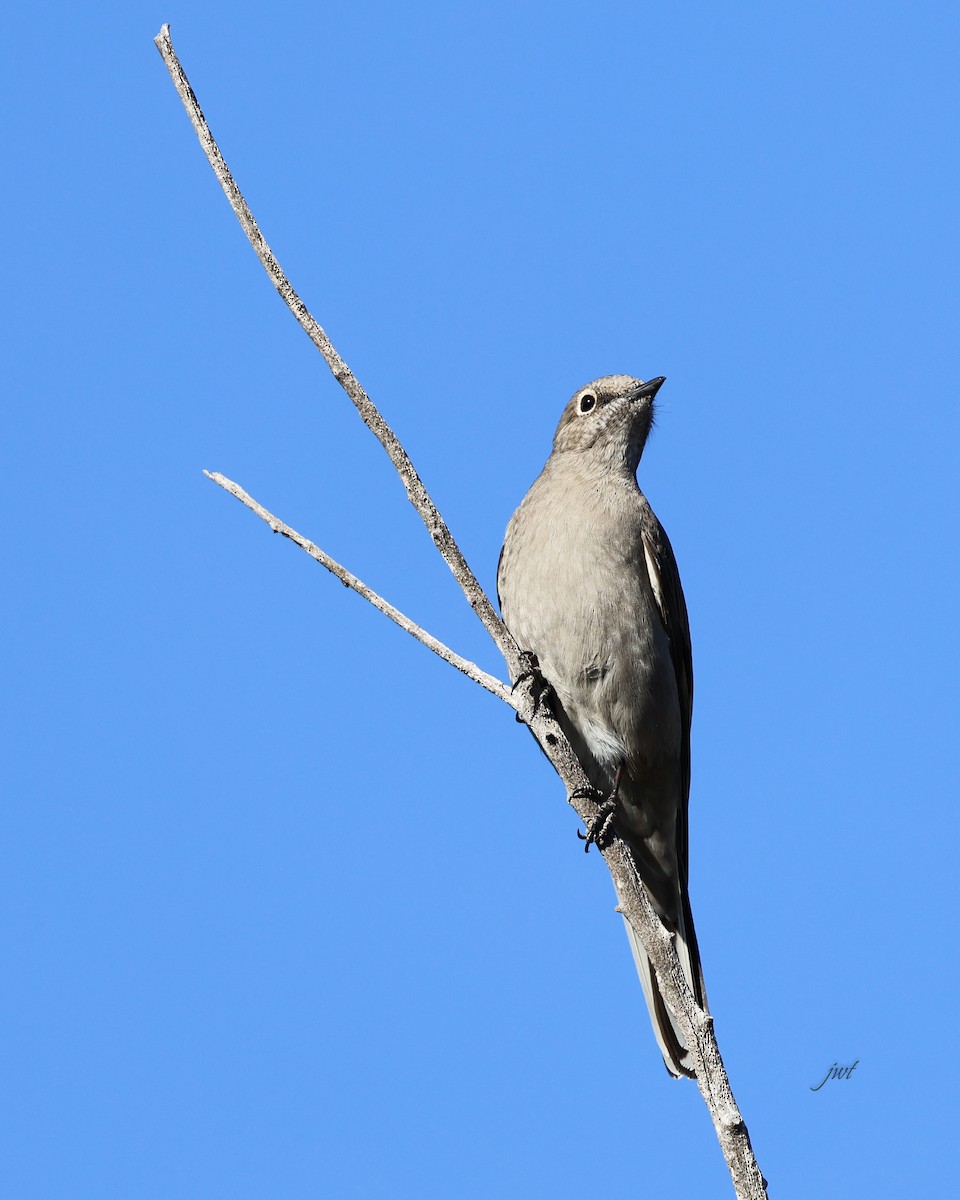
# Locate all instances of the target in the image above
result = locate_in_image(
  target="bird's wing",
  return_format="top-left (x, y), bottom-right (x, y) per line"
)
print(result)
top-left (640, 513), bottom-right (694, 880)
top-left (640, 509), bottom-right (707, 1017)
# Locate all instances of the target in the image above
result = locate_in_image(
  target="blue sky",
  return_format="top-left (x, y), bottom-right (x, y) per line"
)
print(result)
top-left (3, 3), bottom-right (958, 1196)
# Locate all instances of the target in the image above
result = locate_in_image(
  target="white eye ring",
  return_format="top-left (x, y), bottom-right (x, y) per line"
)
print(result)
top-left (579, 393), bottom-right (596, 413)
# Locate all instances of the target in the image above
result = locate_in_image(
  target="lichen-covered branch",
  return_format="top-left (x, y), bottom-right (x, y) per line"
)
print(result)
top-left (512, 678), bottom-right (768, 1199)
top-left (156, 25), bottom-right (767, 1198)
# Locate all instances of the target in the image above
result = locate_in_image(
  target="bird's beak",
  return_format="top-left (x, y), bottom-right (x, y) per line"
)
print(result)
top-left (629, 376), bottom-right (666, 401)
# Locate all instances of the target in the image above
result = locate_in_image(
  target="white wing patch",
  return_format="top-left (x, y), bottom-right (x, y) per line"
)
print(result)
top-left (643, 538), bottom-right (666, 622)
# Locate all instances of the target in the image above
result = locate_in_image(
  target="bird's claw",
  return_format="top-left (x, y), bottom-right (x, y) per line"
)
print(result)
top-left (511, 651), bottom-right (552, 723)
top-left (574, 786), bottom-right (617, 852)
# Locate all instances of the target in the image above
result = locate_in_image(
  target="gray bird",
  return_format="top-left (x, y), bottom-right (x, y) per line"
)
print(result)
top-left (497, 374), bottom-right (707, 1078)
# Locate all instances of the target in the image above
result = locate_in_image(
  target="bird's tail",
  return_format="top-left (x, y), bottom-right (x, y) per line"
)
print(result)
top-left (621, 890), bottom-right (707, 1079)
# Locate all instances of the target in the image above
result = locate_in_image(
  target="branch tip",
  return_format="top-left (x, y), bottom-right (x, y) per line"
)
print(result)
top-left (203, 472), bottom-right (512, 704)
top-left (152, 19), bottom-right (522, 680)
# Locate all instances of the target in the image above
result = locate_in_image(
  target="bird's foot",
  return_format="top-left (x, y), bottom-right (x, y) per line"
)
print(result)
top-left (511, 651), bottom-right (552, 723)
top-left (575, 787), bottom-right (618, 853)
top-left (575, 766), bottom-right (624, 852)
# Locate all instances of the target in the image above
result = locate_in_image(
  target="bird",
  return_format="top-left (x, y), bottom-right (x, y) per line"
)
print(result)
top-left (497, 373), bottom-right (707, 1078)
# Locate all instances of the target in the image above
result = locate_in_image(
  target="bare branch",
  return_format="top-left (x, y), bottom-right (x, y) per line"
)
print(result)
top-left (154, 24), bottom-right (520, 677)
top-left (204, 471), bottom-right (513, 705)
top-left (158, 25), bottom-right (767, 1198)
top-left (512, 688), bottom-right (768, 1199)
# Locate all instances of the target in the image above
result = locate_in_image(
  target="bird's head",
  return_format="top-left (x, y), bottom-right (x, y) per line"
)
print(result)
top-left (551, 374), bottom-right (665, 473)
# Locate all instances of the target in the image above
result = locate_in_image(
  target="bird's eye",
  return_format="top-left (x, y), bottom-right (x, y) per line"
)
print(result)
top-left (579, 393), bottom-right (596, 413)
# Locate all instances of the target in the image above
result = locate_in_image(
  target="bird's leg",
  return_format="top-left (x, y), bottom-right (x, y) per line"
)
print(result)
top-left (576, 766), bottom-right (623, 853)
top-left (511, 650), bottom-right (552, 723)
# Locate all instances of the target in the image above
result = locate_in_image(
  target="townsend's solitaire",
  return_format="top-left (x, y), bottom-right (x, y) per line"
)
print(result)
top-left (497, 374), bottom-right (707, 1077)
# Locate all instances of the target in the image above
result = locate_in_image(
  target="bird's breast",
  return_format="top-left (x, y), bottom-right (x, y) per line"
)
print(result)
top-left (499, 469), bottom-right (681, 771)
